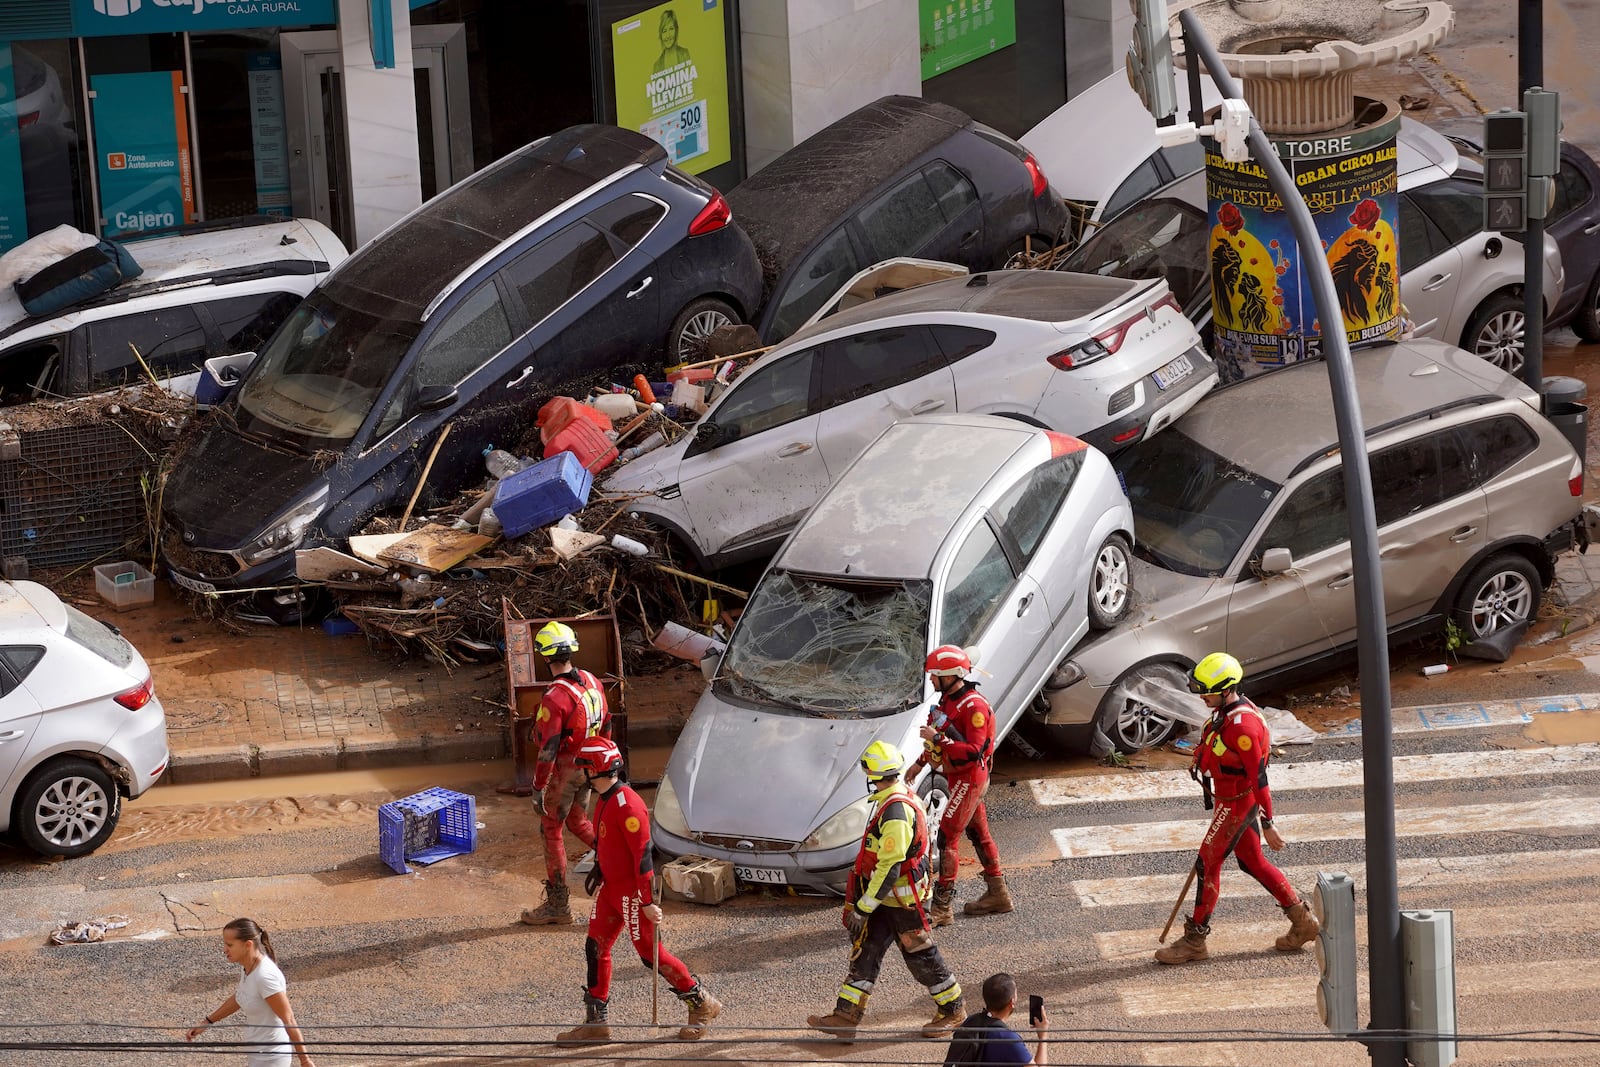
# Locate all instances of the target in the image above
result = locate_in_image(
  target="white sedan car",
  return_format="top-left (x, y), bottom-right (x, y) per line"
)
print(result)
top-left (0, 582), bottom-right (169, 857)
top-left (607, 269), bottom-right (1213, 569)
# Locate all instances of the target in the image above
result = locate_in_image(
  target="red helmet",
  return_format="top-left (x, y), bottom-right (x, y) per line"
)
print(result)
top-left (925, 645), bottom-right (973, 678)
top-left (573, 736), bottom-right (624, 776)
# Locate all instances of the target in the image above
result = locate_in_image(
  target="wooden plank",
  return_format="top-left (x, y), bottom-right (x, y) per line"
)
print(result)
top-left (295, 546), bottom-right (387, 581)
top-left (348, 533), bottom-right (409, 565)
top-left (375, 524), bottom-right (494, 573)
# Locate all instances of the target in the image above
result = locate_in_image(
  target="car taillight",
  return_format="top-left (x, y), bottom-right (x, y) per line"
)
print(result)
top-left (1044, 431), bottom-right (1086, 457)
top-left (1023, 152), bottom-right (1049, 198)
top-left (114, 676), bottom-right (154, 711)
top-left (1047, 294), bottom-right (1182, 370)
top-left (1111, 425), bottom-right (1144, 445)
top-left (18, 110), bottom-right (42, 129)
top-left (688, 191), bottom-right (731, 236)
top-left (1570, 456), bottom-right (1584, 497)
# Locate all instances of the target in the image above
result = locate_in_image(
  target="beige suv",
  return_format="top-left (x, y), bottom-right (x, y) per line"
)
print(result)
top-left (1029, 337), bottom-right (1586, 755)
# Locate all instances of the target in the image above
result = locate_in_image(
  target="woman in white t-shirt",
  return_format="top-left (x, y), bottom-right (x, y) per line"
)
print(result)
top-left (186, 917), bottom-right (317, 1067)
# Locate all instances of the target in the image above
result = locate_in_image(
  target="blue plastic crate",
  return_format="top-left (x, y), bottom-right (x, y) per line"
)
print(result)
top-left (493, 451), bottom-right (593, 539)
top-left (378, 787), bottom-right (477, 875)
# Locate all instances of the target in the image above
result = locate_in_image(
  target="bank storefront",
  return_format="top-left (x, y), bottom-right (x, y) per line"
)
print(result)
top-left (0, 0), bottom-right (751, 253)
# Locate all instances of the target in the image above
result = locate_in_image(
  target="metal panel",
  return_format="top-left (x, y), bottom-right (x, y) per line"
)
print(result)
top-left (0, 423), bottom-right (153, 569)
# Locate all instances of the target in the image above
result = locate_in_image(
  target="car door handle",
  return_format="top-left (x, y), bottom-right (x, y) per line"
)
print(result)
top-left (776, 442), bottom-right (811, 457)
top-left (506, 366), bottom-right (534, 389)
top-left (626, 276), bottom-right (654, 298)
top-left (1449, 525), bottom-right (1479, 543)
top-left (1585, 220), bottom-right (1600, 235)
top-left (910, 399), bottom-right (945, 415)
top-left (0, 729), bottom-right (23, 741)
top-left (1016, 592), bottom-right (1034, 617)
top-left (1327, 574), bottom-right (1354, 590)
top-left (1421, 273), bottom-right (1452, 292)
top-left (959, 229), bottom-right (980, 246)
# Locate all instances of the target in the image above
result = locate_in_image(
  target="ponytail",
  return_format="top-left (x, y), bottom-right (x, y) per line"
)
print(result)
top-left (223, 917), bottom-right (277, 961)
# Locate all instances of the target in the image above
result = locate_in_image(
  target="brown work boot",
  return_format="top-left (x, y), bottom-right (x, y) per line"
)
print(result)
top-left (519, 879), bottom-right (573, 925)
top-left (556, 995), bottom-right (611, 1046)
top-left (921, 997), bottom-right (966, 1038)
top-left (1155, 918), bottom-right (1210, 964)
top-left (806, 996), bottom-right (866, 1041)
top-left (929, 882), bottom-right (956, 928)
top-left (677, 983), bottom-right (722, 1040)
top-left (963, 875), bottom-right (1014, 916)
top-left (1276, 899), bottom-right (1320, 951)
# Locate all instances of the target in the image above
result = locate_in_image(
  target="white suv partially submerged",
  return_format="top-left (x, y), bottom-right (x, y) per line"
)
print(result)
top-left (0, 217), bottom-right (346, 405)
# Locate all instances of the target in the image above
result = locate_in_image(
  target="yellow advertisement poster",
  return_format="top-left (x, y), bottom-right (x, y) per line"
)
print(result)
top-left (612, 0), bottom-right (730, 175)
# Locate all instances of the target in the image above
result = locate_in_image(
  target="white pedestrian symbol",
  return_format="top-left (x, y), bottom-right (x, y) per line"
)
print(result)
top-left (1495, 159), bottom-right (1518, 187)
top-left (1493, 199), bottom-right (1519, 228)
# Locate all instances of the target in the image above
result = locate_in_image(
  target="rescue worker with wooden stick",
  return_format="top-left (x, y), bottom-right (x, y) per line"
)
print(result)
top-left (556, 736), bottom-right (721, 1045)
top-left (520, 621), bottom-right (612, 926)
top-left (1155, 652), bottom-right (1320, 964)
top-left (910, 645), bottom-right (1011, 926)
top-left (807, 740), bottom-right (965, 1041)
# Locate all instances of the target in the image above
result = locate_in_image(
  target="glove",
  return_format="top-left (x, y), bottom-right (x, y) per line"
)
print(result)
top-left (843, 905), bottom-right (868, 940)
top-left (531, 789), bottom-right (547, 817)
top-left (584, 865), bottom-right (603, 896)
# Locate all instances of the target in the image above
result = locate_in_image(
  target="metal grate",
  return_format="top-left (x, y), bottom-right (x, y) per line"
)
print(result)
top-left (0, 424), bottom-right (152, 569)
top-left (0, 0), bottom-right (72, 40)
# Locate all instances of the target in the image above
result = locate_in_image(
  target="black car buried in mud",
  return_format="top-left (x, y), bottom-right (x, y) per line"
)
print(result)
top-left (161, 125), bottom-right (761, 622)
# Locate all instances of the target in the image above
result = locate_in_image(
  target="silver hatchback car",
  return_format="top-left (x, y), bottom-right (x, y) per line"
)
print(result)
top-left (651, 414), bottom-right (1133, 893)
top-left (1028, 338), bottom-right (1585, 756)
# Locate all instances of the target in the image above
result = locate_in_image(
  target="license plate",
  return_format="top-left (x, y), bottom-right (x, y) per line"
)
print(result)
top-left (170, 571), bottom-right (217, 595)
top-left (734, 865), bottom-right (788, 885)
top-left (1152, 353), bottom-right (1195, 390)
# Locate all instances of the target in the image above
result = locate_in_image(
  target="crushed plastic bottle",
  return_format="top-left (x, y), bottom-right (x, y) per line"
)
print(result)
top-left (483, 447), bottom-right (530, 480)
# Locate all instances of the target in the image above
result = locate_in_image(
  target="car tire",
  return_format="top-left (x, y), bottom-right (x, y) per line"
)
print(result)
top-left (1094, 661), bottom-right (1186, 754)
top-left (15, 758), bottom-right (122, 858)
top-left (1462, 292), bottom-right (1527, 375)
top-left (915, 769), bottom-right (951, 874)
top-left (668, 297), bottom-right (740, 362)
top-left (1087, 533), bottom-right (1133, 630)
top-left (1451, 552), bottom-right (1542, 640)
top-left (1574, 269), bottom-right (1600, 343)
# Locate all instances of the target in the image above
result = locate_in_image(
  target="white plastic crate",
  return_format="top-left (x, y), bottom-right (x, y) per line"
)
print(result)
top-left (93, 562), bottom-right (155, 611)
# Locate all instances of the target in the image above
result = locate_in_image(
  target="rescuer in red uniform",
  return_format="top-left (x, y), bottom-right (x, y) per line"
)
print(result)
top-left (909, 645), bottom-right (1011, 927)
top-left (520, 621), bottom-right (612, 926)
top-left (555, 736), bottom-right (722, 1045)
top-left (1156, 652), bottom-right (1320, 964)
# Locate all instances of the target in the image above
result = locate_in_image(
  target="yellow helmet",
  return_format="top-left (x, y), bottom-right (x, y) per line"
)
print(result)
top-left (860, 740), bottom-right (906, 782)
top-left (1190, 652), bottom-right (1243, 695)
top-left (534, 621), bottom-right (580, 658)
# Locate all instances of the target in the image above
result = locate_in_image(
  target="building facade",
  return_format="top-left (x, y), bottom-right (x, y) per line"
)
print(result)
top-left (0, 0), bottom-right (1131, 253)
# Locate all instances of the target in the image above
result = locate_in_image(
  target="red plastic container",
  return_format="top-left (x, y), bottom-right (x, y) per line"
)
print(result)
top-left (667, 366), bottom-right (716, 384)
top-left (544, 418), bottom-right (618, 473)
top-left (537, 396), bottom-right (612, 445)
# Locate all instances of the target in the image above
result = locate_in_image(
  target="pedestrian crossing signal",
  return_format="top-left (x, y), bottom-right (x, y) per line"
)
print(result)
top-left (1313, 871), bottom-right (1359, 1035)
top-left (1482, 110), bottom-right (1528, 234)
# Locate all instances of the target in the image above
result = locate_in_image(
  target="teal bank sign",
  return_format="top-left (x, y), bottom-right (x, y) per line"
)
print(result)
top-left (71, 0), bottom-right (336, 34)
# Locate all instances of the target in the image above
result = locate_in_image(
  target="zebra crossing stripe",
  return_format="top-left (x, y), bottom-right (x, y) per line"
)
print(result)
top-left (1031, 745), bottom-right (1600, 807)
top-left (1322, 692), bottom-right (1600, 736)
top-left (1069, 848), bottom-right (1600, 908)
top-left (1052, 796), bottom-right (1600, 859)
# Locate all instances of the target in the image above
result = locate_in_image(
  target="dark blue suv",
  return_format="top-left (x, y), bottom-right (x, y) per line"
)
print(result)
top-left (162, 125), bottom-right (761, 621)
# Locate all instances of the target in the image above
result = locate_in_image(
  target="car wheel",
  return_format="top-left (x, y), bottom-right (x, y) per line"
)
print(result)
top-left (15, 758), bottom-right (121, 858)
top-left (668, 297), bottom-right (739, 362)
top-left (1462, 292), bottom-right (1526, 374)
top-left (1095, 661), bottom-right (1186, 754)
top-left (1452, 553), bottom-right (1542, 640)
top-left (916, 770), bottom-right (951, 874)
top-left (1574, 269), bottom-right (1600, 343)
top-left (1087, 533), bottom-right (1133, 630)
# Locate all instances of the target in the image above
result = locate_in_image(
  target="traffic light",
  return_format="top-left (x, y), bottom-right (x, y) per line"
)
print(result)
top-left (1482, 109), bottom-right (1528, 234)
top-left (1126, 0), bottom-right (1178, 121)
top-left (1313, 871), bottom-right (1359, 1035)
top-left (1402, 909), bottom-right (1458, 1067)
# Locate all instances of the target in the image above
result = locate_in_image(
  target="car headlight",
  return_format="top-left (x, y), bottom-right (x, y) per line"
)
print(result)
top-left (653, 771), bottom-right (691, 838)
top-left (802, 798), bottom-right (869, 852)
top-left (237, 485), bottom-right (330, 566)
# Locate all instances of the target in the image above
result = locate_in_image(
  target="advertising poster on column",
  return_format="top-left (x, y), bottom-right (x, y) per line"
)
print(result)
top-left (1205, 115), bottom-right (1401, 378)
top-left (247, 52), bottom-right (291, 217)
top-left (91, 71), bottom-right (195, 238)
top-left (0, 44), bottom-right (26, 253)
top-left (612, 0), bottom-right (730, 176)
top-left (920, 0), bottom-right (1017, 80)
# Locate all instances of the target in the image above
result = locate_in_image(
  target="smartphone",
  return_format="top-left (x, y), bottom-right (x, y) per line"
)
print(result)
top-left (1028, 995), bottom-right (1044, 1026)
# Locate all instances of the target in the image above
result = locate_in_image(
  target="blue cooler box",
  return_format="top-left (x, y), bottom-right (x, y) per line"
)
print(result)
top-left (493, 451), bottom-right (594, 538)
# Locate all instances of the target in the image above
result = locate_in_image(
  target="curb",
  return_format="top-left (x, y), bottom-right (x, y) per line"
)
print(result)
top-left (161, 720), bottom-right (684, 787)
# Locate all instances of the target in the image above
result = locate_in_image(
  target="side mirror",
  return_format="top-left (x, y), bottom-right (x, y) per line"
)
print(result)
top-left (1260, 547), bottom-right (1293, 574)
top-left (416, 385), bottom-right (459, 413)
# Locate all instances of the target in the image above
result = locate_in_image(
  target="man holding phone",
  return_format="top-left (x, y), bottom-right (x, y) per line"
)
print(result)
top-left (941, 973), bottom-right (1048, 1065)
